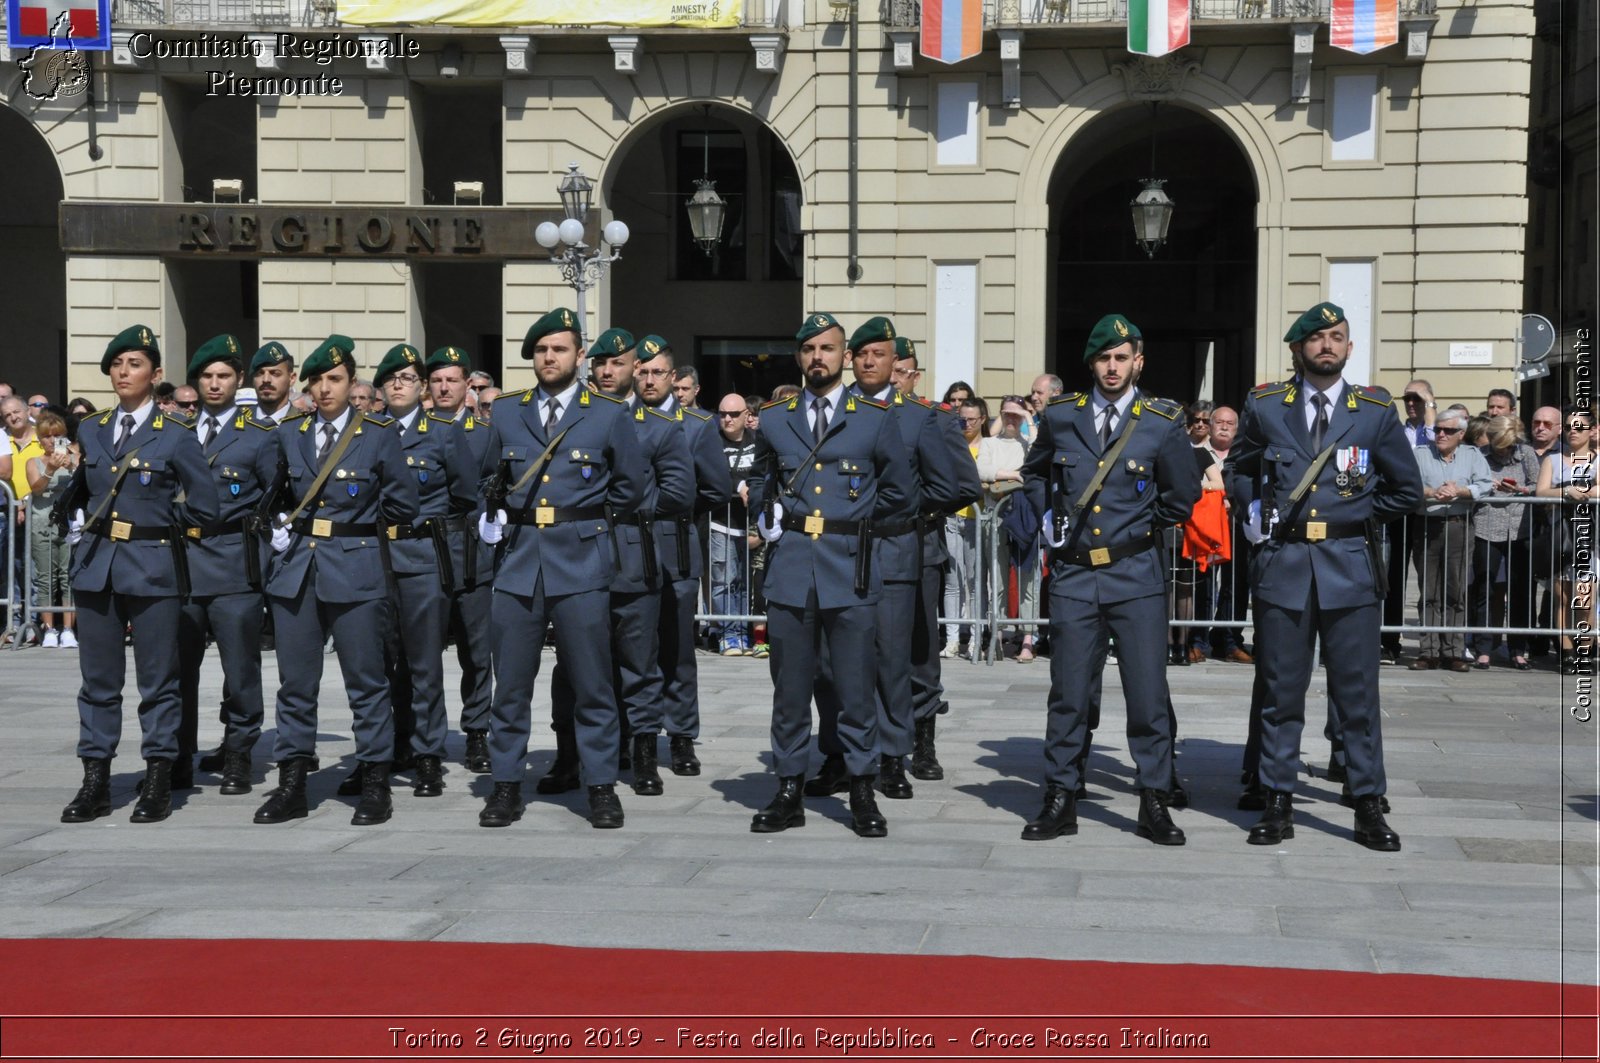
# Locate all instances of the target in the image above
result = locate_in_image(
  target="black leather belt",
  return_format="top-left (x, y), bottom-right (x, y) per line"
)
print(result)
top-left (1058, 536), bottom-right (1155, 568)
top-left (781, 513), bottom-right (866, 537)
top-left (874, 518), bottom-right (920, 538)
top-left (1280, 520), bottom-right (1365, 543)
top-left (85, 518), bottom-right (176, 542)
top-left (184, 518), bottom-right (252, 540)
top-left (386, 515), bottom-right (467, 541)
top-left (504, 504), bottom-right (608, 527)
top-left (289, 517), bottom-right (379, 538)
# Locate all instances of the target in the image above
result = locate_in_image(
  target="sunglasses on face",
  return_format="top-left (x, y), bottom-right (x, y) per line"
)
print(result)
top-left (1188, 418), bottom-right (1210, 426)
top-left (1570, 423), bottom-right (1594, 432)
top-left (717, 410), bottom-right (746, 419)
top-left (28, 401), bottom-right (47, 408)
top-left (1435, 426), bottom-right (1462, 436)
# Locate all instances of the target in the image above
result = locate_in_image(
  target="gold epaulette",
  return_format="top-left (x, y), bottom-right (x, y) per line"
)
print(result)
top-left (1355, 385), bottom-right (1394, 407)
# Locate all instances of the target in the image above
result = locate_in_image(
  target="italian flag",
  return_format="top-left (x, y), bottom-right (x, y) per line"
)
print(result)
top-left (1128, 0), bottom-right (1191, 58)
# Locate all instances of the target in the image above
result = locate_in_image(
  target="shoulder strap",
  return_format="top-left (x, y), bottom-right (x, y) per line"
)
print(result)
top-left (279, 418), bottom-right (362, 528)
top-left (1285, 444), bottom-right (1337, 506)
top-left (84, 446), bottom-right (145, 527)
top-left (506, 427), bottom-right (571, 499)
top-left (1069, 410), bottom-right (1141, 520)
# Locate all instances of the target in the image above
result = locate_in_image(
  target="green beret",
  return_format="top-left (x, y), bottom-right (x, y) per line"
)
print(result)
top-left (1083, 313), bottom-right (1141, 363)
top-left (1284, 301), bottom-right (1347, 344)
top-left (796, 312), bottom-right (844, 345)
top-left (186, 334), bottom-right (244, 381)
top-left (847, 316), bottom-right (897, 351)
top-left (425, 346), bottom-right (471, 374)
top-left (250, 342), bottom-right (293, 376)
top-left (521, 307), bottom-right (582, 358)
top-left (300, 334), bottom-right (356, 381)
top-left (101, 324), bottom-right (160, 374)
top-left (893, 336), bottom-right (918, 362)
top-left (373, 344), bottom-right (423, 388)
top-left (636, 334), bottom-right (671, 360)
top-left (588, 327), bottom-right (636, 360)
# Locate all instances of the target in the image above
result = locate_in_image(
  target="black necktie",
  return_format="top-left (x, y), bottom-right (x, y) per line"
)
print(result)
top-left (1100, 405), bottom-right (1116, 449)
top-left (202, 416), bottom-right (219, 452)
top-left (115, 414), bottom-right (135, 456)
top-left (813, 396), bottom-right (831, 443)
top-left (1311, 394), bottom-right (1330, 452)
top-left (317, 422), bottom-right (336, 465)
top-left (544, 398), bottom-right (562, 436)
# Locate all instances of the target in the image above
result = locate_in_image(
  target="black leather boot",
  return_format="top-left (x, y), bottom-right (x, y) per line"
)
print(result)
top-left (536, 729), bottom-right (581, 795)
top-left (1020, 785), bottom-right (1077, 841)
top-left (1340, 783), bottom-right (1390, 812)
top-left (219, 750), bottom-right (253, 795)
top-left (351, 761), bottom-right (393, 826)
top-left (463, 729), bottom-right (491, 774)
top-left (909, 717), bottom-right (943, 780)
top-left (750, 775), bottom-right (805, 833)
top-left (1247, 791), bottom-right (1294, 845)
top-left (587, 784), bottom-right (624, 829)
top-left (412, 755), bottom-right (444, 797)
top-left (668, 736), bottom-right (701, 776)
top-left (630, 734), bottom-right (663, 796)
top-left (254, 758), bottom-right (310, 823)
top-left (479, 781), bottom-right (524, 828)
top-left (802, 754), bottom-right (850, 797)
top-left (875, 754), bottom-right (913, 800)
top-left (848, 776), bottom-right (888, 837)
top-left (1353, 795), bottom-right (1401, 851)
top-left (60, 757), bottom-right (112, 823)
top-left (1135, 788), bottom-right (1186, 846)
top-left (336, 763), bottom-right (365, 796)
top-left (130, 758), bottom-right (173, 823)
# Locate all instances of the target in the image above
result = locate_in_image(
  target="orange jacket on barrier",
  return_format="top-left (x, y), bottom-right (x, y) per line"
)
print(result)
top-left (1182, 489), bottom-right (1232, 571)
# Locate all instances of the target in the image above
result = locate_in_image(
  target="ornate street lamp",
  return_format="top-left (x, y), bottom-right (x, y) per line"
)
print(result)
top-left (534, 162), bottom-right (629, 335)
top-left (1130, 103), bottom-right (1175, 258)
top-left (1130, 179), bottom-right (1175, 258)
top-left (686, 178), bottom-right (727, 255)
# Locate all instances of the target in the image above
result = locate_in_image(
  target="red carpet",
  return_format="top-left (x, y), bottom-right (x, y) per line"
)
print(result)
top-left (0, 939), bottom-right (1593, 1061)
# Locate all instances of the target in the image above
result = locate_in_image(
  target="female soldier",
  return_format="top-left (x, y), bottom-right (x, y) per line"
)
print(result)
top-left (253, 336), bottom-right (419, 826)
top-left (60, 325), bottom-right (219, 824)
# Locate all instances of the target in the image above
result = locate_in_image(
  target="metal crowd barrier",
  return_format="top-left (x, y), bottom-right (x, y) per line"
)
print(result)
top-left (1, 481), bottom-right (17, 647)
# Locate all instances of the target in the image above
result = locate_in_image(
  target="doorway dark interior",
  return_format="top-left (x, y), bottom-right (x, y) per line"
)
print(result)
top-left (1048, 105), bottom-right (1257, 409)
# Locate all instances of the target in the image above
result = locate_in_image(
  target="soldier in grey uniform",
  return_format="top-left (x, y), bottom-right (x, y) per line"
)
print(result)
top-left (809, 317), bottom-right (980, 801)
top-left (175, 334), bottom-right (280, 796)
top-left (253, 336), bottom-right (420, 826)
top-left (476, 309), bottom-right (646, 830)
top-left (249, 343), bottom-right (296, 426)
top-left (1226, 301), bottom-right (1421, 850)
top-left (60, 324), bottom-right (219, 824)
top-left (747, 312), bottom-right (912, 837)
top-left (426, 345), bottom-right (499, 774)
top-left (1019, 314), bottom-right (1198, 845)
top-left (547, 329), bottom-right (695, 795)
top-left (369, 344), bottom-right (477, 798)
top-left (629, 335), bottom-right (734, 778)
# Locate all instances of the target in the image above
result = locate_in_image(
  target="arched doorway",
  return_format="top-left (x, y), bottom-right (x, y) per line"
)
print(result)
top-left (605, 104), bottom-right (804, 406)
top-left (0, 103), bottom-right (66, 396)
top-left (1047, 104), bottom-right (1257, 409)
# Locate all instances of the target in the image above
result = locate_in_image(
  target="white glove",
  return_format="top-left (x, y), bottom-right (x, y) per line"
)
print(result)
top-left (756, 503), bottom-right (785, 543)
top-left (1241, 500), bottom-right (1268, 545)
top-left (66, 508), bottom-right (84, 546)
top-left (1040, 509), bottom-right (1067, 549)
top-left (269, 513), bottom-right (292, 554)
top-left (478, 509), bottom-right (507, 545)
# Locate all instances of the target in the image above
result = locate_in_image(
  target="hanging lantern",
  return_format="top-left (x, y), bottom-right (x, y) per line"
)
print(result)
top-left (686, 178), bottom-right (726, 256)
top-left (557, 162), bottom-right (593, 222)
top-left (1130, 178), bottom-right (1174, 258)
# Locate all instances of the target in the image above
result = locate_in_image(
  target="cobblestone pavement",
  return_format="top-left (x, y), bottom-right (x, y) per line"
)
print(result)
top-left (1, 641), bottom-right (1594, 985)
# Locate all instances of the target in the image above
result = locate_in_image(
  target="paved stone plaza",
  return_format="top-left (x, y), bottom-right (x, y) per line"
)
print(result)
top-left (1, 644), bottom-right (1594, 986)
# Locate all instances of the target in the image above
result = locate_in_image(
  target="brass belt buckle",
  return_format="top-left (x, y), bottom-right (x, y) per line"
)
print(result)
top-left (110, 520), bottom-right (133, 542)
top-left (186, 527), bottom-right (202, 541)
top-left (1305, 521), bottom-right (1327, 542)
top-left (804, 514), bottom-right (826, 537)
top-left (1088, 547), bottom-right (1111, 566)
top-left (535, 506), bottom-right (555, 527)
top-left (386, 525), bottom-right (399, 540)
top-left (311, 518), bottom-right (333, 538)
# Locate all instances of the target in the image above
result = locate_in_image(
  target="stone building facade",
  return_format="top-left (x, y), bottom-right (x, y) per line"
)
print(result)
top-left (0, 0), bottom-right (1546, 414)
